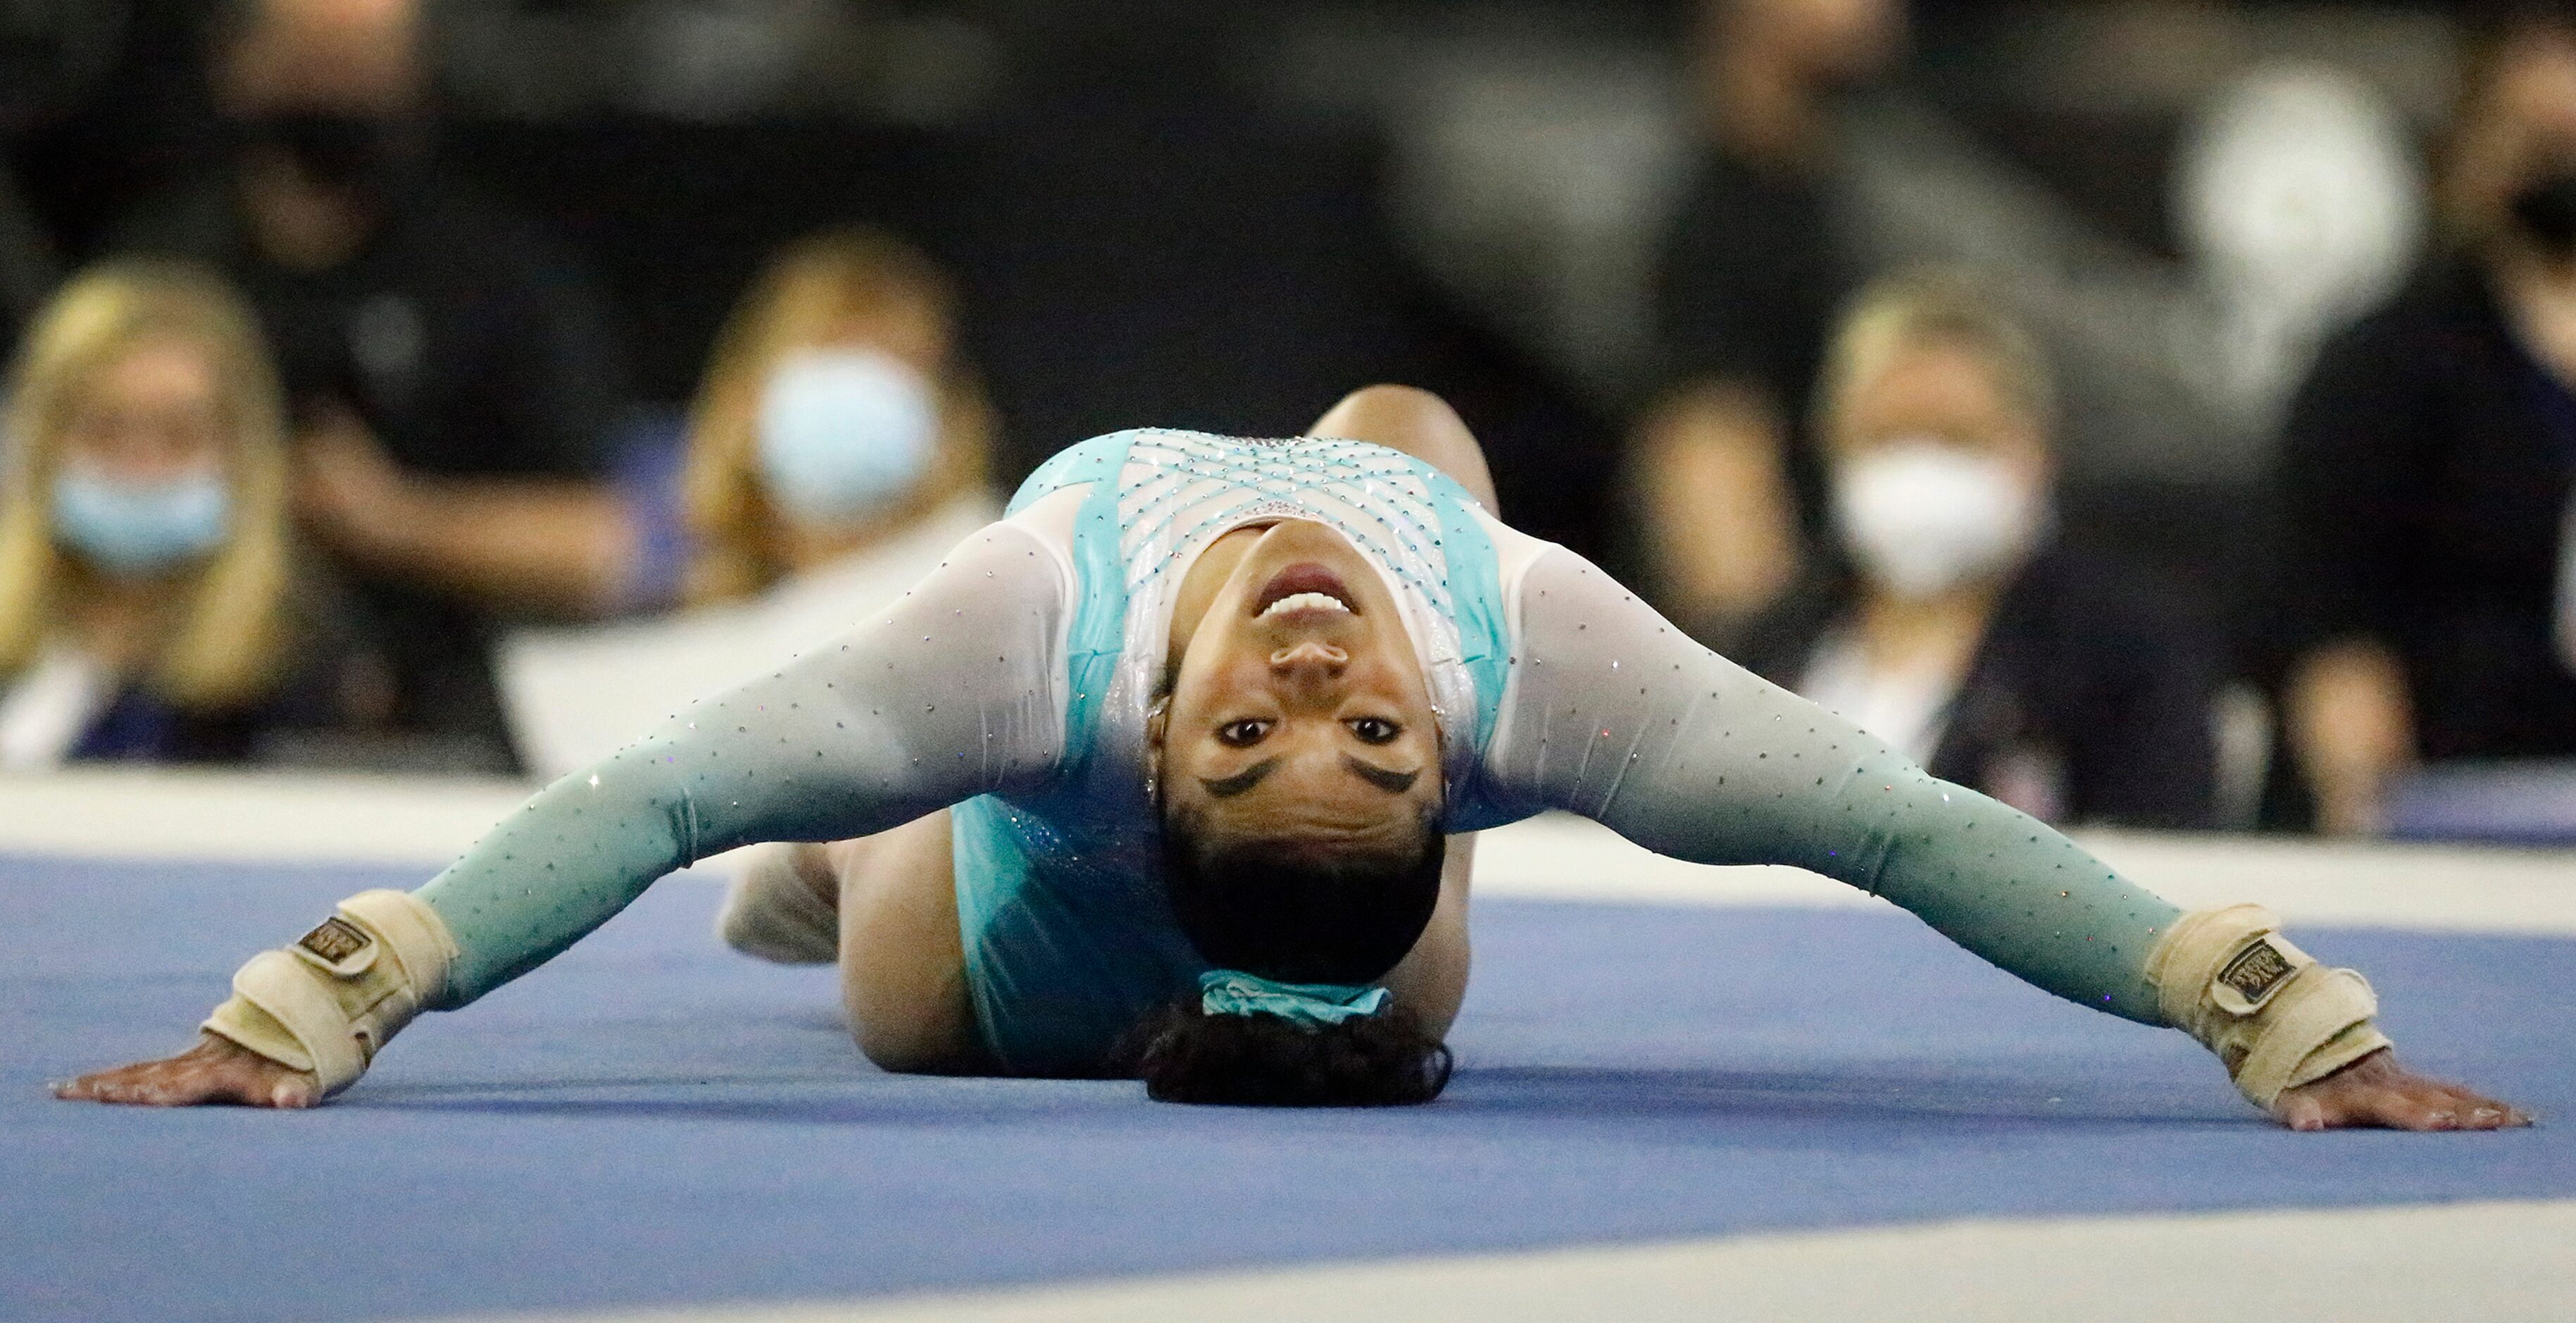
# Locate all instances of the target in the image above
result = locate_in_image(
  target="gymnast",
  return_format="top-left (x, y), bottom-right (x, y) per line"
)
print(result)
top-left (59, 386), bottom-right (2526, 1128)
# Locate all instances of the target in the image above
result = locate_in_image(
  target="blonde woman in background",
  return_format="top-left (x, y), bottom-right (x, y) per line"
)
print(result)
top-left (0, 261), bottom-right (349, 769)
top-left (678, 228), bottom-right (995, 605)
top-left (499, 229), bottom-right (1002, 778)
top-left (1734, 270), bottom-right (2225, 828)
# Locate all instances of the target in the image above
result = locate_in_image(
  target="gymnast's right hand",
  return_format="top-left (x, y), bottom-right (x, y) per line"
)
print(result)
top-left (54, 1032), bottom-right (320, 1108)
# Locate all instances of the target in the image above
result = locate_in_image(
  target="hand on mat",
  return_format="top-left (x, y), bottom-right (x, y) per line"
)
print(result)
top-left (54, 1033), bottom-right (320, 1108)
top-left (2271, 1048), bottom-right (2529, 1131)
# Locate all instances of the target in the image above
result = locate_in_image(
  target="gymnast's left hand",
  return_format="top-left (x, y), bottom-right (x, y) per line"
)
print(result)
top-left (2270, 1048), bottom-right (2530, 1131)
top-left (53, 1033), bottom-right (321, 1109)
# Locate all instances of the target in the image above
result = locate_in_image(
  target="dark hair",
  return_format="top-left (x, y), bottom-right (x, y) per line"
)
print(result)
top-left (1138, 805), bottom-right (1453, 1105)
top-left (1159, 807), bottom-right (1445, 983)
top-left (1128, 998), bottom-right (1453, 1106)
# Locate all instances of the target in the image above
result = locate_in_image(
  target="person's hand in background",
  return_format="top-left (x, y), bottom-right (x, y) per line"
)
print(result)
top-left (294, 403), bottom-right (423, 563)
top-left (292, 402), bottom-right (634, 616)
top-left (2287, 639), bottom-right (2414, 835)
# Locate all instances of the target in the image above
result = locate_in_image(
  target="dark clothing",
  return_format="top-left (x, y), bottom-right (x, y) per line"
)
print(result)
top-left (2277, 256), bottom-right (2576, 760)
top-left (1649, 149), bottom-right (1854, 540)
top-left (1737, 544), bottom-right (2222, 829)
top-left (117, 178), bottom-right (627, 478)
top-left (70, 685), bottom-right (274, 765)
top-left (62, 669), bottom-right (356, 766)
top-left (943, 65), bottom-right (1414, 485)
top-left (46, 566), bottom-right (372, 768)
top-left (118, 175), bottom-right (632, 768)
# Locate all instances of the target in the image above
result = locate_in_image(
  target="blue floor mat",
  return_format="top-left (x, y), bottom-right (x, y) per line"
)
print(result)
top-left (4, 854), bottom-right (2567, 1323)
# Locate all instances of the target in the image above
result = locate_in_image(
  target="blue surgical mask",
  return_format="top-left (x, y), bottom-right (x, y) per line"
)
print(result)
top-left (51, 467), bottom-right (232, 577)
top-left (755, 349), bottom-right (937, 524)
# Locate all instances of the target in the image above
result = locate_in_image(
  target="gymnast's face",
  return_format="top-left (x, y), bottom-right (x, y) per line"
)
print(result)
top-left (1158, 519), bottom-right (1443, 852)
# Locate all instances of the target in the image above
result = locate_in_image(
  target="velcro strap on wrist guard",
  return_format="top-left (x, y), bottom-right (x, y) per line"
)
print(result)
top-left (201, 890), bottom-right (458, 1096)
top-left (2144, 904), bottom-right (2391, 1109)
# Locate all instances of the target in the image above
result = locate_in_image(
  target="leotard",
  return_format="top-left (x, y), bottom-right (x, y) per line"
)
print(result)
top-left (413, 430), bottom-right (2183, 1073)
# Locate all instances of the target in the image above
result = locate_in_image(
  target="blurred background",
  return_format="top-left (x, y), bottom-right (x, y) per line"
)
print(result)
top-left (6, 0), bottom-right (2576, 844)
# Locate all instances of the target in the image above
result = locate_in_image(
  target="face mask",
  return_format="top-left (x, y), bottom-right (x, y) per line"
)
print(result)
top-left (2510, 171), bottom-right (2576, 259)
top-left (1832, 437), bottom-right (2037, 600)
top-left (51, 468), bottom-right (232, 578)
top-left (755, 349), bottom-right (938, 524)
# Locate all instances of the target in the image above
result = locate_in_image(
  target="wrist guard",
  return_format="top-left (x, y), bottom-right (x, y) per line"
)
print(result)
top-left (201, 890), bottom-right (458, 1097)
top-left (2144, 904), bottom-right (2391, 1110)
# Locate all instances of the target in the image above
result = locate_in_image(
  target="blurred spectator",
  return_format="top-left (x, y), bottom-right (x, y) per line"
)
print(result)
top-left (1632, 0), bottom-right (1904, 645)
top-left (1739, 271), bottom-right (2220, 828)
top-left (676, 228), bottom-right (995, 606)
top-left (0, 260), bottom-right (359, 769)
top-left (115, 0), bottom-right (632, 771)
top-left (2277, 7), bottom-right (2576, 834)
top-left (498, 230), bottom-right (1001, 779)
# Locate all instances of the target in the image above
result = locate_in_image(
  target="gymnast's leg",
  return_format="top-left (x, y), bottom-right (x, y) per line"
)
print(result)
top-left (829, 812), bottom-right (987, 1073)
top-left (719, 815), bottom-right (984, 1073)
top-left (1307, 383), bottom-right (1501, 509)
top-left (1302, 384), bottom-right (1496, 1037)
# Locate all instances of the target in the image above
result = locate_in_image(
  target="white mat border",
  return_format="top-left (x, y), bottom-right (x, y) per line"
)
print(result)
top-left (437, 1198), bottom-right (2576, 1323)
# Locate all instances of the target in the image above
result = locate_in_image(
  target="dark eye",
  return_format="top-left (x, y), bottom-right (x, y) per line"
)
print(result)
top-left (1346, 716), bottom-right (1401, 745)
top-left (1217, 719), bottom-right (1270, 747)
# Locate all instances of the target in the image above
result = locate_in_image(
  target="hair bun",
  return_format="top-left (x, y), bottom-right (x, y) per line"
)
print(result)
top-left (1127, 998), bottom-right (1452, 1106)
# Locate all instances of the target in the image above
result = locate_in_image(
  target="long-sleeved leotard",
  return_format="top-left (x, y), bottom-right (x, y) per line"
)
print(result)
top-left (416, 518), bottom-right (1073, 1001)
top-left (1484, 551), bottom-right (2175, 1022)
top-left (413, 430), bottom-right (2181, 1072)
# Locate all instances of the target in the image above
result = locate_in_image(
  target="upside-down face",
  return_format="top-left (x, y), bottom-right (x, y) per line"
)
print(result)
top-left (1156, 519), bottom-right (1444, 857)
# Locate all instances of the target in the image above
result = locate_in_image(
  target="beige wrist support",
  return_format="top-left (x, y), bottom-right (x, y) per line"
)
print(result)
top-left (201, 890), bottom-right (458, 1097)
top-left (2144, 904), bottom-right (2391, 1110)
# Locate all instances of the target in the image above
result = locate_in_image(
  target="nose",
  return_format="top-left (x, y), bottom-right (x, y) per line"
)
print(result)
top-left (1268, 640), bottom-right (1348, 678)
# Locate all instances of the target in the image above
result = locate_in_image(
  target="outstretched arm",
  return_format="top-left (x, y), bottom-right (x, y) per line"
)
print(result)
top-left (58, 522), bottom-right (1072, 1106)
top-left (1480, 547), bottom-right (2524, 1129)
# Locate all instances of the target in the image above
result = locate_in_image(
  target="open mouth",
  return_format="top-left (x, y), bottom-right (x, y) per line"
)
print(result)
top-left (1253, 562), bottom-right (1356, 618)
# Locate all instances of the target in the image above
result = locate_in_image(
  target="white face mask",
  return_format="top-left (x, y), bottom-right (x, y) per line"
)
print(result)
top-left (1832, 437), bottom-right (2039, 600)
top-left (755, 348), bottom-right (938, 525)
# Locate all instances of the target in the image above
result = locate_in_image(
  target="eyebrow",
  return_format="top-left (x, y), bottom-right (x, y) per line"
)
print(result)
top-left (1342, 754), bottom-right (1420, 794)
top-left (1199, 759), bottom-right (1281, 799)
